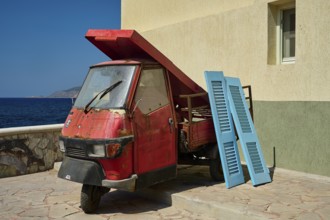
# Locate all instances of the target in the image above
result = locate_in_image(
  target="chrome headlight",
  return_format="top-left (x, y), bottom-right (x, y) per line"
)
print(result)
top-left (86, 135), bottom-right (133, 158)
top-left (88, 144), bottom-right (106, 157)
top-left (87, 143), bottom-right (122, 158)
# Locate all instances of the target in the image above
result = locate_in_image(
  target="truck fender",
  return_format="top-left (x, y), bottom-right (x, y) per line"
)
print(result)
top-left (58, 157), bottom-right (105, 186)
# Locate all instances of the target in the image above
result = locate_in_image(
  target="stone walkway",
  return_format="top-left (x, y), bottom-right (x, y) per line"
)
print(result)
top-left (141, 166), bottom-right (330, 219)
top-left (0, 168), bottom-right (216, 220)
top-left (0, 164), bottom-right (329, 219)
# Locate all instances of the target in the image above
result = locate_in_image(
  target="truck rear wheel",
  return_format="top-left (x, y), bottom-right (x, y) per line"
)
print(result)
top-left (209, 156), bottom-right (224, 181)
top-left (81, 184), bottom-right (110, 213)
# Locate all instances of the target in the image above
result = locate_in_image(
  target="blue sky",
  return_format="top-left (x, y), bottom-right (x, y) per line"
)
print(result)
top-left (0, 0), bottom-right (121, 97)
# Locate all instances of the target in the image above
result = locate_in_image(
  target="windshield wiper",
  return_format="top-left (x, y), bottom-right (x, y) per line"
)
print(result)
top-left (83, 80), bottom-right (123, 114)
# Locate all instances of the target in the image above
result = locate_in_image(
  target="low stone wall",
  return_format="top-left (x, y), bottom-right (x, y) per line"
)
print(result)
top-left (0, 124), bottom-right (64, 178)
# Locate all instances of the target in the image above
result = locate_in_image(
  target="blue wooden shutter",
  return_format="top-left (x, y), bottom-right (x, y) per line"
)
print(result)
top-left (204, 71), bottom-right (244, 188)
top-left (226, 77), bottom-right (271, 186)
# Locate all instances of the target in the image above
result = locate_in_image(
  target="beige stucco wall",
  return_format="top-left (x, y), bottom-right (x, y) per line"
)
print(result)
top-left (122, 0), bottom-right (255, 32)
top-left (122, 0), bottom-right (330, 102)
top-left (122, 0), bottom-right (330, 176)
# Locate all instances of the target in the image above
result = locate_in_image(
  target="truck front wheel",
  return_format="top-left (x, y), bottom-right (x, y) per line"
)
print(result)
top-left (81, 184), bottom-right (110, 213)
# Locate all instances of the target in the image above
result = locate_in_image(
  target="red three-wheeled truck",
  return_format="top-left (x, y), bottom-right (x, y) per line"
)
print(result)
top-left (58, 29), bottom-right (253, 213)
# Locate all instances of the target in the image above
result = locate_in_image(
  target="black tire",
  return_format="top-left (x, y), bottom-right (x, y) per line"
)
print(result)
top-left (209, 156), bottom-right (224, 181)
top-left (81, 184), bottom-right (109, 213)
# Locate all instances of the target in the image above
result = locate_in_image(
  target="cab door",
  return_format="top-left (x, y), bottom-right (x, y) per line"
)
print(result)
top-left (133, 67), bottom-right (176, 175)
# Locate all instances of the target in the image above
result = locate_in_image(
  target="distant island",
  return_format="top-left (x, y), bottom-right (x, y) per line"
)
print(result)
top-left (47, 86), bottom-right (81, 98)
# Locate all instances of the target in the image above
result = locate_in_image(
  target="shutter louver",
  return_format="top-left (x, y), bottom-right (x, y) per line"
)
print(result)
top-left (226, 77), bottom-right (271, 186)
top-left (204, 71), bottom-right (245, 188)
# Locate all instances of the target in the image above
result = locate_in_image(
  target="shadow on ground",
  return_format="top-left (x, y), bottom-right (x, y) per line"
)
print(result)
top-left (95, 164), bottom-right (276, 214)
top-left (96, 190), bottom-right (169, 215)
top-left (95, 165), bottom-right (223, 214)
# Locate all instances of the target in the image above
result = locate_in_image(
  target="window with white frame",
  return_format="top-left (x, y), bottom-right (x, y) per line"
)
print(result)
top-left (267, 1), bottom-right (295, 65)
top-left (281, 7), bottom-right (295, 63)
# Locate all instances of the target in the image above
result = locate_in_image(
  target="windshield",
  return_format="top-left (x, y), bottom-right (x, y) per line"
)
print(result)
top-left (74, 65), bottom-right (136, 109)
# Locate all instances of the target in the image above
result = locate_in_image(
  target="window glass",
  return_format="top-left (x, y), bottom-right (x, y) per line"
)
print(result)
top-left (282, 8), bottom-right (295, 61)
top-left (135, 68), bottom-right (169, 114)
top-left (74, 65), bottom-right (136, 109)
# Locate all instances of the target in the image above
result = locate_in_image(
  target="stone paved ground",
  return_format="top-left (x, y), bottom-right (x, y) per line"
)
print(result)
top-left (143, 166), bottom-right (330, 219)
top-left (0, 168), bottom-right (216, 220)
top-left (0, 164), bottom-right (329, 219)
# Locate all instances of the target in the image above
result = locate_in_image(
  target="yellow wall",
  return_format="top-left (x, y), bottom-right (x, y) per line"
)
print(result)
top-left (122, 0), bottom-right (254, 32)
top-left (122, 0), bottom-right (330, 177)
top-left (122, 0), bottom-right (330, 102)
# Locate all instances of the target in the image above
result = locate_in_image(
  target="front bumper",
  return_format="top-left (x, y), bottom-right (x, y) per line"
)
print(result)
top-left (102, 174), bottom-right (137, 192)
top-left (58, 157), bottom-right (137, 191)
top-left (58, 157), bottom-right (105, 186)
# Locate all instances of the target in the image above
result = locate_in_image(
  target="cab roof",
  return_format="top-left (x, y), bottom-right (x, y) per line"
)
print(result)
top-left (91, 59), bottom-right (160, 68)
top-left (85, 29), bottom-right (208, 107)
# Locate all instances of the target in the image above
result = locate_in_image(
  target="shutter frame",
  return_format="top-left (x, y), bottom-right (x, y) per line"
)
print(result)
top-left (204, 71), bottom-right (245, 188)
top-left (226, 77), bottom-right (271, 186)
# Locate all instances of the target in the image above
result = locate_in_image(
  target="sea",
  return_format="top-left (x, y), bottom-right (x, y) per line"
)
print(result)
top-left (0, 98), bottom-right (74, 129)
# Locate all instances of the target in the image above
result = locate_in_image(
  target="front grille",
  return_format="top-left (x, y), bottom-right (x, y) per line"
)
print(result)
top-left (62, 138), bottom-right (89, 158)
top-left (66, 146), bottom-right (87, 158)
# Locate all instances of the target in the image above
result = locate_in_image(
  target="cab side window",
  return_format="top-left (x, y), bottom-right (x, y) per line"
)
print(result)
top-left (134, 68), bottom-right (169, 114)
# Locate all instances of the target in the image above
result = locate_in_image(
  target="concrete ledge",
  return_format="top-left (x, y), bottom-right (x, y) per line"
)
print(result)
top-left (0, 124), bottom-right (64, 178)
top-left (0, 124), bottom-right (63, 137)
top-left (53, 162), bottom-right (62, 172)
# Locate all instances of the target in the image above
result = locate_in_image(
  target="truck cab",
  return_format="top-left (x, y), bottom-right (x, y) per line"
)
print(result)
top-left (58, 30), bottom-right (252, 213)
top-left (59, 58), bottom-right (178, 212)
